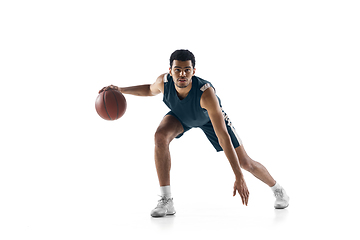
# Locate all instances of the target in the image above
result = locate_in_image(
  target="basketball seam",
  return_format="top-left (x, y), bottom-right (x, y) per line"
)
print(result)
top-left (111, 91), bottom-right (119, 119)
top-left (103, 91), bottom-right (112, 120)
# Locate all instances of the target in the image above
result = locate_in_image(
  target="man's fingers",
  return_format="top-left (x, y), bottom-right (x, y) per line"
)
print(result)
top-left (244, 191), bottom-right (249, 206)
top-left (240, 191), bottom-right (249, 206)
top-left (99, 85), bottom-right (120, 93)
top-left (99, 86), bottom-right (108, 93)
top-left (233, 181), bottom-right (249, 206)
top-left (239, 191), bottom-right (244, 205)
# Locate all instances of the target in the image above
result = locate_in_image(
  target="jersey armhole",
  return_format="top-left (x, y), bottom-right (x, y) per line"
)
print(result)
top-left (200, 83), bottom-right (216, 93)
top-left (163, 73), bottom-right (168, 83)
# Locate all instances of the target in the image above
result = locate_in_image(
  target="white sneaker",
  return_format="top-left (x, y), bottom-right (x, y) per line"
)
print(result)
top-left (274, 187), bottom-right (290, 209)
top-left (150, 196), bottom-right (176, 217)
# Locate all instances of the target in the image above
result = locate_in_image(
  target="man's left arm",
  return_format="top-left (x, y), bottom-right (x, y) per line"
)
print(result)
top-left (200, 87), bottom-right (249, 206)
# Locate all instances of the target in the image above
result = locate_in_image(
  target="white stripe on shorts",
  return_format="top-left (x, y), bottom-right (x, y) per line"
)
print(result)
top-left (221, 108), bottom-right (243, 146)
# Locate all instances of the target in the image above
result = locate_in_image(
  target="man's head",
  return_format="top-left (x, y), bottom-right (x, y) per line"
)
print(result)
top-left (169, 50), bottom-right (196, 89)
top-left (169, 49), bottom-right (195, 69)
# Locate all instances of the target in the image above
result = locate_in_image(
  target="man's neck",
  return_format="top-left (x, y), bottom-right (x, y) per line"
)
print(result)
top-left (175, 82), bottom-right (192, 100)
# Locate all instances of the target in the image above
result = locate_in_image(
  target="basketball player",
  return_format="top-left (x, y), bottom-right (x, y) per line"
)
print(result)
top-left (99, 49), bottom-right (289, 217)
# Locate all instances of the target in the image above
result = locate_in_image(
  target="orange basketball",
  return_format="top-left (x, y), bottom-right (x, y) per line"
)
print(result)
top-left (95, 89), bottom-right (127, 120)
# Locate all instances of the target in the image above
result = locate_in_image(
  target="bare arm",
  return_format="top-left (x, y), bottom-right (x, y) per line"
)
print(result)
top-left (200, 87), bottom-right (249, 205)
top-left (99, 73), bottom-right (166, 96)
top-left (119, 84), bottom-right (154, 96)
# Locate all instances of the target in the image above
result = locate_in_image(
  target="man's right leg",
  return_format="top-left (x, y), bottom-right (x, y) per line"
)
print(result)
top-left (151, 115), bottom-right (184, 217)
top-left (154, 114), bottom-right (184, 187)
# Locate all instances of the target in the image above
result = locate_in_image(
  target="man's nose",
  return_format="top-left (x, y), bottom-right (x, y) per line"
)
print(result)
top-left (180, 71), bottom-right (186, 76)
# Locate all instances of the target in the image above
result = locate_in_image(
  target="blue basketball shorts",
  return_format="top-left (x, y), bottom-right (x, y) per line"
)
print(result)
top-left (165, 111), bottom-right (243, 152)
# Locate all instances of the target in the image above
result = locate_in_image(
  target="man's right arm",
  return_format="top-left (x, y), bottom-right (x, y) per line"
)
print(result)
top-left (99, 73), bottom-right (166, 97)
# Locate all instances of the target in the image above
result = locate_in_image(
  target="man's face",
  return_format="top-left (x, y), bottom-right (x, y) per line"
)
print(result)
top-left (169, 60), bottom-right (196, 89)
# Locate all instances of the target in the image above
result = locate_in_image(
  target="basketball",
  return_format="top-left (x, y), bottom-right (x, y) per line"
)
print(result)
top-left (95, 89), bottom-right (127, 120)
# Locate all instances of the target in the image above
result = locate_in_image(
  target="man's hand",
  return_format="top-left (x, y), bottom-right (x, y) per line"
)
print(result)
top-left (99, 85), bottom-right (121, 94)
top-left (233, 178), bottom-right (249, 206)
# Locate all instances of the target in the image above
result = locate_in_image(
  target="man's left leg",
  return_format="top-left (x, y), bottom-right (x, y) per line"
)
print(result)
top-left (235, 145), bottom-right (290, 209)
top-left (235, 145), bottom-right (275, 187)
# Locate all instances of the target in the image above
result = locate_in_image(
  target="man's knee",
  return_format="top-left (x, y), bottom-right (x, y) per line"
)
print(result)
top-left (240, 158), bottom-right (255, 173)
top-left (154, 130), bottom-right (171, 148)
top-left (235, 145), bottom-right (254, 172)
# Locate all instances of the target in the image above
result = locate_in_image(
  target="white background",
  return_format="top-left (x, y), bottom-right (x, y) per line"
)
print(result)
top-left (1, 0), bottom-right (359, 239)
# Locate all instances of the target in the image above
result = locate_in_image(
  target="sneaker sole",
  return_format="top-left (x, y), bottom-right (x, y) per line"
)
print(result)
top-left (275, 204), bottom-right (289, 209)
top-left (151, 211), bottom-right (176, 218)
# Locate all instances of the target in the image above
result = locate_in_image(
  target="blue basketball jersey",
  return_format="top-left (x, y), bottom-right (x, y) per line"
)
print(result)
top-left (163, 74), bottom-right (222, 127)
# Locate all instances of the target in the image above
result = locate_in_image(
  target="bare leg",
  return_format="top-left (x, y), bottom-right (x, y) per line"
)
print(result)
top-left (235, 145), bottom-right (276, 187)
top-left (154, 115), bottom-right (184, 186)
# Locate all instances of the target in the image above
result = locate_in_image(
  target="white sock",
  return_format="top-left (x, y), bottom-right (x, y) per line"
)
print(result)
top-left (271, 182), bottom-right (281, 192)
top-left (160, 185), bottom-right (171, 198)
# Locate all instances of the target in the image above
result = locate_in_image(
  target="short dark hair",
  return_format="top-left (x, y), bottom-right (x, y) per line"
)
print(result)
top-left (169, 49), bottom-right (196, 68)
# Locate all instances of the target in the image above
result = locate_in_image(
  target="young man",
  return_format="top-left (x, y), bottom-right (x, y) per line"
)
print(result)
top-left (99, 49), bottom-right (289, 217)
